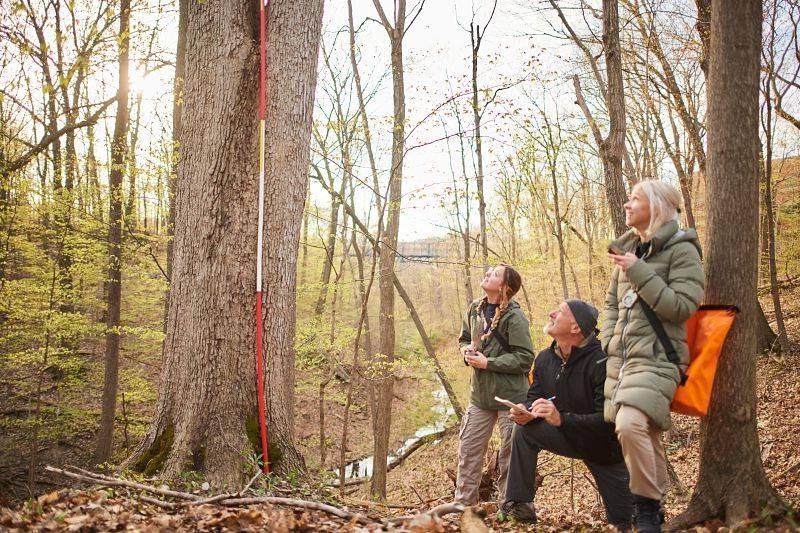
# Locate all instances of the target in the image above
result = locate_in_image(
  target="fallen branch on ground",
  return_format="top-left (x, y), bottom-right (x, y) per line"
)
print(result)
top-left (183, 471), bottom-right (262, 506)
top-left (388, 501), bottom-right (465, 524)
top-left (220, 497), bottom-right (371, 524)
top-left (343, 497), bottom-right (414, 509)
top-left (135, 493), bottom-right (177, 510)
top-left (46, 465), bottom-right (201, 501)
top-left (45, 465), bottom-right (372, 526)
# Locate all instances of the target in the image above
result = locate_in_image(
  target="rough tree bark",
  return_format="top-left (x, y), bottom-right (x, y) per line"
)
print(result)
top-left (95, 0), bottom-right (130, 463)
top-left (694, 0), bottom-right (711, 77)
top-left (123, 0), bottom-right (323, 486)
top-left (600, 0), bottom-right (628, 237)
top-left (672, 0), bottom-right (783, 526)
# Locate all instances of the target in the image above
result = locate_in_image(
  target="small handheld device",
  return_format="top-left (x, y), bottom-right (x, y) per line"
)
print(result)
top-left (608, 243), bottom-right (625, 255)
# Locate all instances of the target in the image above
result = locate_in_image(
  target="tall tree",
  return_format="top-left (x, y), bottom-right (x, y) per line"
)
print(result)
top-left (369, 0), bottom-right (416, 499)
top-left (672, 0), bottom-right (782, 526)
top-left (761, 0), bottom-right (789, 353)
top-left (600, 0), bottom-right (628, 236)
top-left (470, 1), bottom-right (497, 266)
top-left (124, 0), bottom-right (323, 485)
top-left (95, 0), bottom-right (130, 463)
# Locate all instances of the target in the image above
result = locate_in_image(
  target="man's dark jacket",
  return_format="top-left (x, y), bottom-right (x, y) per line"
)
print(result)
top-left (525, 334), bottom-right (623, 465)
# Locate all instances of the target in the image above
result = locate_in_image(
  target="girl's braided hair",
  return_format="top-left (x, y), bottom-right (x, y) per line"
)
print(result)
top-left (475, 263), bottom-right (523, 340)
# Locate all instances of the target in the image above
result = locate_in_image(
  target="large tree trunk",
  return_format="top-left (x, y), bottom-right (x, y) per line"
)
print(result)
top-left (672, 0), bottom-right (782, 526)
top-left (95, 0), bottom-right (130, 463)
top-left (123, 0), bottom-right (323, 486)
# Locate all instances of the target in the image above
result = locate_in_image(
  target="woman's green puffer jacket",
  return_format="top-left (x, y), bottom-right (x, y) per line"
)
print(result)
top-left (459, 299), bottom-right (535, 410)
top-left (601, 220), bottom-right (705, 430)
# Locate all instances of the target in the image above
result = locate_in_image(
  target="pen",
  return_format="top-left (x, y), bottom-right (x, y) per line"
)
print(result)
top-left (527, 396), bottom-right (557, 413)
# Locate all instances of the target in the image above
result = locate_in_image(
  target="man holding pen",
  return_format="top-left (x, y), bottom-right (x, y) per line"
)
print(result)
top-left (499, 300), bottom-right (633, 529)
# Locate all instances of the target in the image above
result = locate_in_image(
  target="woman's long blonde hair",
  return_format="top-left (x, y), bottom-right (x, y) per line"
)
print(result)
top-left (635, 180), bottom-right (682, 239)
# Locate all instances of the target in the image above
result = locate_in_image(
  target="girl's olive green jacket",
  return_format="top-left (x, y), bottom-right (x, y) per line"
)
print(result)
top-left (458, 299), bottom-right (535, 410)
top-left (601, 220), bottom-right (705, 431)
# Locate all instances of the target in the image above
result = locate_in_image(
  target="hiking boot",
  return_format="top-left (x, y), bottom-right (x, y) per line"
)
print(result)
top-left (611, 520), bottom-right (632, 532)
top-left (497, 500), bottom-right (537, 523)
top-left (632, 495), bottom-right (661, 533)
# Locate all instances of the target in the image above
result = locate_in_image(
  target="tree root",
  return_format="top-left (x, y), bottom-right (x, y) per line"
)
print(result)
top-left (668, 488), bottom-right (788, 532)
top-left (667, 498), bottom-right (714, 532)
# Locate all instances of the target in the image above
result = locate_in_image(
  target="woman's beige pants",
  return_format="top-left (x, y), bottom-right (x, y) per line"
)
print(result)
top-left (454, 403), bottom-right (514, 505)
top-left (615, 405), bottom-right (668, 500)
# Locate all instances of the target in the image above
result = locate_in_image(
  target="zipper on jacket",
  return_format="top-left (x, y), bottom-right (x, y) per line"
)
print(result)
top-left (611, 304), bottom-right (632, 405)
top-left (555, 359), bottom-right (566, 387)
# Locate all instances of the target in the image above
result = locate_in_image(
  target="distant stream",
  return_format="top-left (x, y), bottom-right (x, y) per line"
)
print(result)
top-left (340, 386), bottom-right (455, 479)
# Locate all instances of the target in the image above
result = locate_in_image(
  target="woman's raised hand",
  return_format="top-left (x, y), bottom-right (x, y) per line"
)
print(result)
top-left (608, 251), bottom-right (638, 272)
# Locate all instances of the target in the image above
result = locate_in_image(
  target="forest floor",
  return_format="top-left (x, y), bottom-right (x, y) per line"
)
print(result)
top-left (2, 286), bottom-right (800, 530)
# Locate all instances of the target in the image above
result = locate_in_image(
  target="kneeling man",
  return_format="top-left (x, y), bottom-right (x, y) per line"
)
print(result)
top-left (500, 299), bottom-right (632, 529)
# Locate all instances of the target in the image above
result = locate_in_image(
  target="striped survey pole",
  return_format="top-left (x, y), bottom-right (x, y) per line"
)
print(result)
top-left (254, 0), bottom-right (270, 474)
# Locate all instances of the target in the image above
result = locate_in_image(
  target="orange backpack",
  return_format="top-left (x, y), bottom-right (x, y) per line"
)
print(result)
top-left (670, 305), bottom-right (738, 416)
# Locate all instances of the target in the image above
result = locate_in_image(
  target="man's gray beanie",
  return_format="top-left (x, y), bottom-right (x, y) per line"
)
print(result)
top-left (565, 299), bottom-right (599, 338)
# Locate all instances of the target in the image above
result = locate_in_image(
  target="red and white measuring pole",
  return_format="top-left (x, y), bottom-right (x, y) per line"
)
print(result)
top-left (254, 0), bottom-right (270, 474)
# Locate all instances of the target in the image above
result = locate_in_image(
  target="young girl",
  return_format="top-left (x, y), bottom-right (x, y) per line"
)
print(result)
top-left (602, 181), bottom-right (704, 532)
top-left (455, 264), bottom-right (534, 505)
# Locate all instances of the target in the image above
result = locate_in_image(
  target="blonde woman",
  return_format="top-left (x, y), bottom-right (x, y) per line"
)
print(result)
top-left (602, 181), bottom-right (704, 532)
top-left (455, 264), bottom-right (534, 505)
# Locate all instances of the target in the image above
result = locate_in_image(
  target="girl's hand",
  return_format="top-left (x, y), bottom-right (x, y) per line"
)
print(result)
top-left (464, 351), bottom-right (488, 369)
top-left (607, 252), bottom-right (638, 272)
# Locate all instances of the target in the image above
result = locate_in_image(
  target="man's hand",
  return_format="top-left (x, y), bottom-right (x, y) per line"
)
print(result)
top-left (508, 404), bottom-right (535, 425)
top-left (464, 351), bottom-right (488, 369)
top-left (608, 251), bottom-right (638, 272)
top-left (531, 398), bottom-right (561, 427)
